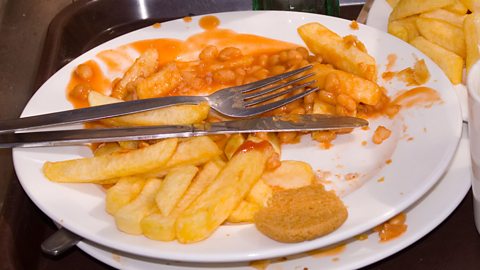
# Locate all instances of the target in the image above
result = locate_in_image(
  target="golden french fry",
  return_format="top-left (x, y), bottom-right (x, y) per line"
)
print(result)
top-left (227, 200), bottom-right (261, 223)
top-left (297, 23), bottom-right (377, 82)
top-left (118, 141), bottom-right (140, 150)
top-left (386, 0), bottom-right (401, 8)
top-left (390, 0), bottom-right (455, 20)
top-left (176, 145), bottom-right (273, 243)
top-left (111, 48), bottom-right (158, 99)
top-left (246, 179), bottom-right (272, 207)
top-left (410, 36), bottom-right (464, 84)
top-left (261, 160), bottom-right (315, 189)
top-left (464, 13), bottom-right (480, 71)
top-left (388, 16), bottom-right (420, 42)
top-left (142, 159), bottom-right (225, 241)
top-left (310, 63), bottom-right (381, 106)
top-left (445, 0), bottom-right (469, 14)
top-left (93, 142), bottom-right (122, 157)
top-left (88, 91), bottom-right (210, 126)
top-left (224, 134), bottom-right (245, 160)
top-left (106, 177), bottom-right (146, 215)
top-left (141, 214), bottom-right (177, 241)
top-left (460, 0), bottom-right (480, 12)
top-left (136, 63), bottom-right (183, 99)
top-left (144, 136), bottom-right (222, 178)
top-left (416, 17), bottom-right (466, 58)
top-left (43, 138), bottom-right (178, 183)
top-left (155, 165), bottom-right (198, 216)
top-left (419, 9), bottom-right (466, 28)
top-left (114, 178), bottom-right (162, 234)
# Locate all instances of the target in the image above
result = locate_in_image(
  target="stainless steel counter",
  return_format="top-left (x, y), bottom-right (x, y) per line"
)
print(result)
top-left (0, 0), bottom-right (72, 209)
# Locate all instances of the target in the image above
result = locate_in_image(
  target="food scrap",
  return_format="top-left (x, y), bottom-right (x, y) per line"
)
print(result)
top-left (372, 125), bottom-right (392, 144)
top-left (350, 20), bottom-right (359, 30)
top-left (374, 212), bottom-right (407, 241)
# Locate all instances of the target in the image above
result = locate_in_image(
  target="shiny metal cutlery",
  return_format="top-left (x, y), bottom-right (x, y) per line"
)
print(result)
top-left (1, 114), bottom-right (368, 148)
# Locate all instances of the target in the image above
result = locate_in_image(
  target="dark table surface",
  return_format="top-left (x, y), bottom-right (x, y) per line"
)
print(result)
top-left (1, 1), bottom-right (480, 269)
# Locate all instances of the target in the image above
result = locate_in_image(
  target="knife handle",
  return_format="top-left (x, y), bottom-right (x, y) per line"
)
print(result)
top-left (0, 95), bottom-right (205, 134)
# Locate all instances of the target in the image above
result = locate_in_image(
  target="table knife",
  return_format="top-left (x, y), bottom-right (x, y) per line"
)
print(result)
top-left (1, 114), bottom-right (368, 148)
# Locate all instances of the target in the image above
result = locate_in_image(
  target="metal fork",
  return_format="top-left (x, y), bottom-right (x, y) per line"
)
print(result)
top-left (0, 65), bottom-right (317, 133)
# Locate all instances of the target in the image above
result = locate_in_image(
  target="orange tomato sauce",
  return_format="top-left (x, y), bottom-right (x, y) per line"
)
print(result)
top-left (393, 87), bottom-right (441, 108)
top-left (66, 60), bottom-right (111, 108)
top-left (308, 243), bottom-right (346, 258)
top-left (66, 17), bottom-right (297, 108)
top-left (199, 15), bottom-right (220, 30)
top-left (374, 212), bottom-right (407, 241)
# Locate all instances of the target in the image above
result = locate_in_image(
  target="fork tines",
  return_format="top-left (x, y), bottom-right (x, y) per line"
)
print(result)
top-left (241, 65), bottom-right (317, 108)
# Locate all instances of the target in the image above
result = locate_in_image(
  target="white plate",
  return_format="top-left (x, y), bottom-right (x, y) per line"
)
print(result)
top-left (12, 11), bottom-right (462, 263)
top-left (366, 0), bottom-right (469, 122)
top-left (77, 125), bottom-right (472, 270)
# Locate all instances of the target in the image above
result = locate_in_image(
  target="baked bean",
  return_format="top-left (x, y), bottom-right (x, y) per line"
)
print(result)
top-left (243, 76), bottom-right (257, 84)
top-left (324, 73), bottom-right (341, 93)
top-left (296, 47), bottom-right (309, 59)
top-left (257, 54), bottom-right (268, 67)
top-left (286, 59), bottom-right (301, 68)
top-left (335, 105), bottom-right (348, 116)
top-left (70, 83), bottom-right (92, 100)
top-left (299, 60), bottom-right (309, 67)
top-left (279, 51), bottom-right (288, 62)
top-left (278, 132), bottom-right (297, 144)
top-left (246, 65), bottom-right (262, 75)
top-left (285, 99), bottom-right (301, 112)
top-left (199, 45), bottom-right (219, 61)
top-left (308, 54), bottom-right (323, 63)
top-left (234, 67), bottom-right (246, 76)
top-left (218, 47), bottom-right (242, 61)
top-left (270, 65), bottom-right (286, 75)
top-left (318, 90), bottom-right (336, 105)
top-left (287, 49), bottom-right (303, 61)
top-left (304, 92), bottom-right (316, 104)
top-left (304, 103), bottom-right (313, 113)
top-left (311, 130), bottom-right (336, 143)
top-left (336, 94), bottom-right (356, 112)
top-left (254, 68), bottom-right (269, 79)
top-left (213, 69), bottom-right (235, 84)
top-left (268, 54), bottom-right (280, 66)
top-left (290, 107), bottom-right (305, 115)
top-left (75, 64), bottom-right (93, 80)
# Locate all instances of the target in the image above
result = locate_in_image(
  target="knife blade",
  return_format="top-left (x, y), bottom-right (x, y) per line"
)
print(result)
top-left (0, 114), bottom-right (368, 148)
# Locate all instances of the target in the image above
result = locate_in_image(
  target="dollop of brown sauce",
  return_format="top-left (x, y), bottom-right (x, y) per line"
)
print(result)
top-left (183, 16), bottom-right (192, 23)
top-left (152, 22), bottom-right (161, 28)
top-left (199, 15), bottom-right (220, 30)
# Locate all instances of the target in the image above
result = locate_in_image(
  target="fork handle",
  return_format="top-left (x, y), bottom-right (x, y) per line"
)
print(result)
top-left (0, 95), bottom-right (206, 133)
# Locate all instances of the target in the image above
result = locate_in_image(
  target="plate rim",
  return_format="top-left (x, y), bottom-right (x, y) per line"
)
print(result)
top-left (12, 9), bottom-right (463, 263)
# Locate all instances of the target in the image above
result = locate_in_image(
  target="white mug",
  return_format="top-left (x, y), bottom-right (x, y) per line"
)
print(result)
top-left (468, 61), bottom-right (480, 234)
